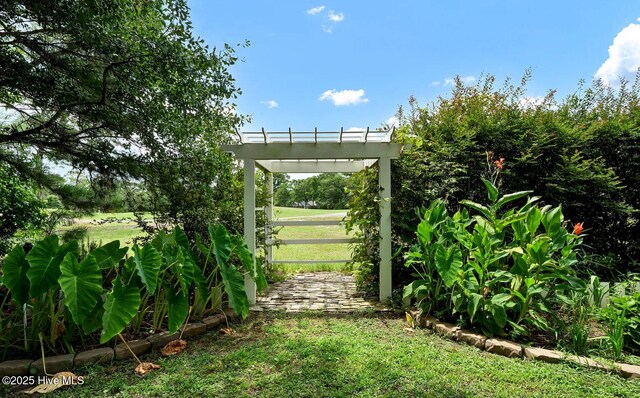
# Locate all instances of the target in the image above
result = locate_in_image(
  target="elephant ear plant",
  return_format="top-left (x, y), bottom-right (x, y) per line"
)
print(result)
top-left (0, 224), bottom-right (265, 357)
top-left (404, 178), bottom-right (585, 338)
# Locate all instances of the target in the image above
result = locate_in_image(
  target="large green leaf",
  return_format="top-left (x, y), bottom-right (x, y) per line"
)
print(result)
top-left (100, 279), bottom-right (141, 343)
top-left (460, 200), bottom-right (493, 220)
top-left (232, 235), bottom-right (267, 293)
top-left (167, 288), bottom-right (189, 334)
top-left (133, 243), bottom-right (162, 294)
top-left (219, 262), bottom-right (250, 319)
top-left (435, 245), bottom-right (463, 288)
top-left (490, 304), bottom-right (507, 328)
top-left (173, 226), bottom-right (192, 255)
top-left (468, 293), bottom-right (483, 322)
top-left (192, 263), bottom-right (209, 297)
top-left (209, 224), bottom-right (231, 267)
top-left (172, 246), bottom-right (194, 293)
top-left (494, 191), bottom-right (533, 211)
top-left (2, 245), bottom-right (30, 305)
top-left (26, 236), bottom-right (79, 296)
top-left (481, 178), bottom-right (499, 203)
top-left (81, 299), bottom-right (104, 335)
top-left (90, 240), bottom-right (128, 270)
top-left (58, 253), bottom-right (103, 325)
top-left (526, 207), bottom-right (542, 236)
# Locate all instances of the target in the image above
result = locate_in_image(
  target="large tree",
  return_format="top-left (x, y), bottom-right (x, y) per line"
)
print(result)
top-left (0, 0), bottom-right (243, 208)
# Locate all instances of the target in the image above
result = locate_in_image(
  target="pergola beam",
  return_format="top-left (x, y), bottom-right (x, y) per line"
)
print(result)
top-left (256, 159), bottom-right (377, 173)
top-left (222, 143), bottom-right (405, 160)
top-left (226, 129), bottom-right (406, 305)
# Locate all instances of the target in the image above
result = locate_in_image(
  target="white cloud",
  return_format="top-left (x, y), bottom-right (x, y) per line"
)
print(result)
top-left (320, 10), bottom-right (345, 33)
top-left (518, 96), bottom-right (545, 109)
top-left (431, 81), bottom-right (441, 86)
top-left (260, 100), bottom-right (279, 109)
top-left (307, 6), bottom-right (325, 15)
top-left (595, 22), bottom-right (640, 87)
top-left (347, 127), bottom-right (365, 131)
top-left (386, 116), bottom-right (399, 128)
top-left (319, 89), bottom-right (369, 106)
top-left (328, 11), bottom-right (344, 22)
top-left (441, 75), bottom-right (476, 86)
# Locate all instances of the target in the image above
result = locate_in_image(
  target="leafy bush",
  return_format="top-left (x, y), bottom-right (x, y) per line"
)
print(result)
top-left (403, 178), bottom-right (585, 337)
top-left (0, 225), bottom-right (264, 358)
top-left (598, 280), bottom-right (640, 358)
top-left (346, 73), bottom-right (639, 294)
top-left (0, 165), bottom-right (46, 255)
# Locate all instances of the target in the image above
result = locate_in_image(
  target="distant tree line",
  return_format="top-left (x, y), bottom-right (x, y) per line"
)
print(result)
top-left (274, 173), bottom-right (349, 209)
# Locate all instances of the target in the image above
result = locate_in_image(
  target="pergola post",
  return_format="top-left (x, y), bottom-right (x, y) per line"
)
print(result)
top-left (379, 157), bottom-right (392, 302)
top-left (243, 159), bottom-right (257, 304)
top-left (223, 129), bottom-right (407, 307)
top-left (265, 171), bottom-right (273, 267)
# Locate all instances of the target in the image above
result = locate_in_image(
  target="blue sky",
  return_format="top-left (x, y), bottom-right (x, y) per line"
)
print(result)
top-left (188, 1), bottom-right (640, 132)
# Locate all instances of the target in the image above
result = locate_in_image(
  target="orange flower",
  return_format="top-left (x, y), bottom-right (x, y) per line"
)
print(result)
top-left (573, 222), bottom-right (584, 235)
top-left (494, 158), bottom-right (505, 170)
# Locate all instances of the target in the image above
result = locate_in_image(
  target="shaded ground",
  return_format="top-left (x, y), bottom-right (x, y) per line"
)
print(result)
top-left (13, 312), bottom-right (639, 398)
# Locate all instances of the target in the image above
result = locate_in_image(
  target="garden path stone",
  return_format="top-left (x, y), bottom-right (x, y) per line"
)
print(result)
top-left (115, 339), bottom-right (151, 360)
top-left (523, 347), bottom-right (563, 363)
top-left (0, 359), bottom-right (32, 376)
top-left (434, 321), bottom-right (459, 339)
top-left (256, 272), bottom-right (387, 312)
top-left (485, 338), bottom-right (523, 358)
top-left (30, 354), bottom-right (74, 375)
top-left (616, 363), bottom-right (640, 378)
top-left (74, 348), bottom-right (114, 367)
top-left (202, 314), bottom-right (226, 330)
top-left (147, 331), bottom-right (180, 349)
top-left (181, 323), bottom-right (207, 338)
top-left (456, 329), bottom-right (487, 349)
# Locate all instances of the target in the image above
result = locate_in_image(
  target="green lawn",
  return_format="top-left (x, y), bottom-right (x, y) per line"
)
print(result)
top-left (30, 312), bottom-right (640, 398)
top-left (56, 212), bottom-right (146, 246)
top-left (274, 206), bottom-right (346, 219)
top-left (272, 207), bottom-right (353, 273)
top-left (56, 207), bottom-right (353, 273)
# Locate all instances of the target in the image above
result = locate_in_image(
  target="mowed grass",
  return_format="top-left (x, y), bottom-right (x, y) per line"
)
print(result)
top-left (55, 207), bottom-right (353, 273)
top-left (272, 207), bottom-right (353, 273)
top-left (274, 206), bottom-right (346, 219)
top-left (29, 312), bottom-right (640, 398)
top-left (56, 212), bottom-right (147, 246)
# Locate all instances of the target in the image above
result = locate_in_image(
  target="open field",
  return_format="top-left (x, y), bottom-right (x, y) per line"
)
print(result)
top-left (25, 312), bottom-right (640, 398)
top-left (56, 212), bottom-right (146, 247)
top-left (271, 207), bottom-right (353, 273)
top-left (56, 207), bottom-right (354, 273)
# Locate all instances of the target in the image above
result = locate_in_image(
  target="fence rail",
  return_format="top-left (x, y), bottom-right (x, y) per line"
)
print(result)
top-left (588, 280), bottom-right (640, 307)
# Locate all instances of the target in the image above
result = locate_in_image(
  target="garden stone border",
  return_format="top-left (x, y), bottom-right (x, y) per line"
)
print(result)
top-left (0, 308), bottom-right (238, 377)
top-left (411, 311), bottom-right (640, 379)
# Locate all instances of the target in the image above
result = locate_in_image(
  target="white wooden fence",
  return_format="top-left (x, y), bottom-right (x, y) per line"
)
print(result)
top-left (588, 279), bottom-right (640, 307)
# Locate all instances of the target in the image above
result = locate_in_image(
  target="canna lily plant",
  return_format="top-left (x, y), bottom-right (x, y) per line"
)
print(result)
top-left (404, 178), bottom-right (585, 337)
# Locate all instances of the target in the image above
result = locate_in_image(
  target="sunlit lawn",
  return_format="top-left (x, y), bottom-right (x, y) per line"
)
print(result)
top-left (272, 208), bottom-right (353, 273)
top-left (58, 208), bottom-right (354, 273)
top-left (33, 312), bottom-right (640, 398)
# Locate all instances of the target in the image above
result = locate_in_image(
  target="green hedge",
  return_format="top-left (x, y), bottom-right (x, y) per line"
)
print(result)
top-left (347, 73), bottom-right (640, 296)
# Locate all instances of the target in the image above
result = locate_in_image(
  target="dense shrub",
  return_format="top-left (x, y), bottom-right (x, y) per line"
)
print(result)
top-left (0, 226), bottom-right (264, 359)
top-left (0, 165), bottom-right (46, 255)
top-left (346, 73), bottom-right (639, 296)
top-left (403, 179), bottom-right (584, 338)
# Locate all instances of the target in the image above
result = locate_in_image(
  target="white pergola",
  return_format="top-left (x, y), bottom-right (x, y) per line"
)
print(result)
top-left (222, 128), bottom-right (407, 303)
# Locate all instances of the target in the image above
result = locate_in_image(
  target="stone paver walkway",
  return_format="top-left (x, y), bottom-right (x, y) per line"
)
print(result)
top-left (253, 272), bottom-right (389, 312)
